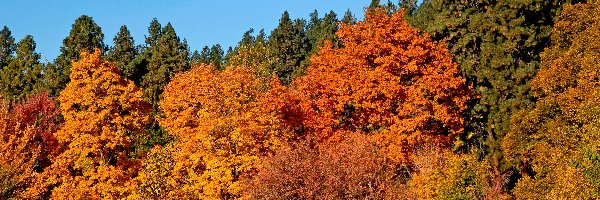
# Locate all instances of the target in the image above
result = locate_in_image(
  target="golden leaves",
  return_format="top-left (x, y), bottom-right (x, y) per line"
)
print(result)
top-left (159, 64), bottom-right (291, 199)
top-left (26, 49), bottom-right (150, 199)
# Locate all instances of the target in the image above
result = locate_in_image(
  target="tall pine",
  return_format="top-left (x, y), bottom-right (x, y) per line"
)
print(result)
top-left (47, 15), bottom-right (105, 96)
top-left (107, 25), bottom-right (140, 84)
top-left (268, 11), bottom-right (309, 84)
top-left (0, 26), bottom-right (15, 67)
top-left (0, 35), bottom-right (44, 101)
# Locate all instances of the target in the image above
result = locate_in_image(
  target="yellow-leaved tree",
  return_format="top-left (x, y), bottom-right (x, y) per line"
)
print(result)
top-left (503, 1), bottom-right (600, 198)
top-left (157, 65), bottom-right (291, 198)
top-left (25, 49), bottom-right (151, 199)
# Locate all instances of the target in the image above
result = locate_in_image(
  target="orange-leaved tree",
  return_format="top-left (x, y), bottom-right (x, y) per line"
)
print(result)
top-left (25, 49), bottom-right (151, 199)
top-left (158, 65), bottom-right (292, 198)
top-left (278, 8), bottom-right (469, 164)
top-left (0, 92), bottom-right (62, 199)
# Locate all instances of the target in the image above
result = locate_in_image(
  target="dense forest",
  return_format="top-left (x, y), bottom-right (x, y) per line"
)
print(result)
top-left (1, 0), bottom-right (599, 199)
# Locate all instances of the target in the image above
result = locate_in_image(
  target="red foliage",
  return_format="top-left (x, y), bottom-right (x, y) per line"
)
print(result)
top-left (244, 133), bottom-right (404, 199)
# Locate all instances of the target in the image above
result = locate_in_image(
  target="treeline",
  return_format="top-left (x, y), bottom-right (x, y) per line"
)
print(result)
top-left (1, 0), bottom-right (599, 199)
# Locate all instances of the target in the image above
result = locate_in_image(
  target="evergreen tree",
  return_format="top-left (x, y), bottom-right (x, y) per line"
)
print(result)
top-left (209, 44), bottom-right (224, 70)
top-left (256, 29), bottom-right (266, 44)
top-left (239, 28), bottom-right (255, 47)
top-left (0, 35), bottom-right (43, 101)
top-left (199, 46), bottom-right (211, 64)
top-left (141, 22), bottom-right (189, 111)
top-left (305, 10), bottom-right (340, 59)
top-left (107, 25), bottom-right (139, 83)
top-left (341, 9), bottom-right (357, 25)
top-left (145, 18), bottom-right (162, 48)
top-left (0, 26), bottom-right (15, 67)
top-left (47, 15), bottom-right (105, 96)
top-left (268, 11), bottom-right (309, 84)
top-left (410, 0), bottom-right (583, 191)
top-left (190, 50), bottom-right (202, 66)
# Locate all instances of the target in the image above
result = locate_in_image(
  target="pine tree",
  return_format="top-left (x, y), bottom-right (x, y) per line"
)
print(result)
top-left (305, 10), bottom-right (340, 60)
top-left (190, 50), bottom-right (202, 66)
top-left (141, 22), bottom-right (189, 111)
top-left (209, 44), bottom-right (224, 70)
top-left (268, 11), bottom-right (309, 84)
top-left (199, 46), bottom-right (210, 64)
top-left (0, 26), bottom-right (15, 67)
top-left (107, 25), bottom-right (138, 82)
top-left (0, 35), bottom-right (44, 101)
top-left (47, 15), bottom-right (106, 96)
top-left (341, 9), bottom-right (357, 25)
top-left (145, 19), bottom-right (162, 48)
top-left (239, 28), bottom-right (255, 46)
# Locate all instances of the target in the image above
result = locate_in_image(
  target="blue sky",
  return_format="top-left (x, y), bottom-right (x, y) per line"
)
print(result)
top-left (1, 1), bottom-right (371, 62)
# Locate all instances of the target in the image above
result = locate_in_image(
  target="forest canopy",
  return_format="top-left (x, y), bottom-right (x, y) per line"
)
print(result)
top-left (1, 0), bottom-right (599, 199)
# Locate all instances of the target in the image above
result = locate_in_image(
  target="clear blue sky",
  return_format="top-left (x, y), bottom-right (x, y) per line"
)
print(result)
top-left (1, 1), bottom-right (372, 62)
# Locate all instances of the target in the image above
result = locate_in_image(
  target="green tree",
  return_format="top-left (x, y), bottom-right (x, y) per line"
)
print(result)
top-left (141, 22), bottom-right (189, 111)
top-left (209, 44), bottom-right (224, 70)
top-left (107, 25), bottom-right (139, 83)
top-left (268, 11), bottom-right (309, 84)
top-left (47, 15), bottom-right (106, 96)
top-left (0, 35), bottom-right (44, 101)
top-left (341, 9), bottom-right (357, 25)
top-left (305, 10), bottom-right (340, 59)
top-left (0, 26), bottom-right (15, 67)
top-left (412, 0), bottom-right (576, 162)
top-left (199, 46), bottom-right (211, 64)
top-left (190, 50), bottom-right (202, 66)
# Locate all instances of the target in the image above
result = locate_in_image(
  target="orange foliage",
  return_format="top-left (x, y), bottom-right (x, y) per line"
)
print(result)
top-left (158, 65), bottom-right (292, 198)
top-left (275, 8), bottom-right (469, 163)
top-left (0, 92), bottom-right (61, 198)
top-left (25, 50), bottom-right (151, 199)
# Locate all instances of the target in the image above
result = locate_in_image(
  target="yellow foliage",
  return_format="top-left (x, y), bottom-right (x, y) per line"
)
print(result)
top-left (408, 147), bottom-right (493, 199)
top-left (503, 1), bottom-right (600, 198)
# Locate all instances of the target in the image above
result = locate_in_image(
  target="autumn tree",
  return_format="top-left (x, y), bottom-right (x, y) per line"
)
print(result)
top-left (127, 145), bottom-right (176, 199)
top-left (158, 65), bottom-right (291, 199)
top-left (406, 145), bottom-right (502, 199)
top-left (245, 133), bottom-right (403, 199)
top-left (47, 15), bottom-right (106, 96)
top-left (278, 8), bottom-right (469, 164)
top-left (503, 1), bottom-right (600, 198)
top-left (25, 50), bottom-right (150, 199)
top-left (0, 92), bottom-right (62, 199)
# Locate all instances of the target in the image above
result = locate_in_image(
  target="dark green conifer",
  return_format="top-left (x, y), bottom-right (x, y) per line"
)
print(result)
top-left (48, 15), bottom-right (105, 96)
top-left (0, 35), bottom-right (43, 101)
